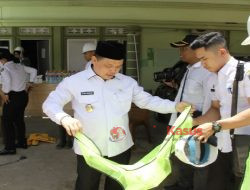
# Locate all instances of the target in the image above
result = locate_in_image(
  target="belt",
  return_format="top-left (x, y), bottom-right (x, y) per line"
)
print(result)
top-left (8, 90), bottom-right (26, 95)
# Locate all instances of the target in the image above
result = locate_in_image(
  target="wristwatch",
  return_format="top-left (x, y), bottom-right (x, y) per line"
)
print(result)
top-left (212, 121), bottom-right (222, 133)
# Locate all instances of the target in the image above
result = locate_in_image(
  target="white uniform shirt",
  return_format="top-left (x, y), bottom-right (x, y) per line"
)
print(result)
top-left (0, 61), bottom-right (37, 93)
top-left (43, 67), bottom-right (177, 157)
top-left (210, 57), bottom-right (250, 153)
top-left (169, 62), bottom-right (213, 125)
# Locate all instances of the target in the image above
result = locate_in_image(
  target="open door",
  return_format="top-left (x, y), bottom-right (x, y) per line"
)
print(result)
top-left (21, 40), bottom-right (50, 77)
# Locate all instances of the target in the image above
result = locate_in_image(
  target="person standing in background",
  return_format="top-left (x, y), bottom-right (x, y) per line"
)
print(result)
top-left (166, 34), bottom-right (213, 190)
top-left (82, 42), bottom-right (96, 70)
top-left (0, 48), bottom-right (37, 155)
top-left (13, 46), bottom-right (32, 67)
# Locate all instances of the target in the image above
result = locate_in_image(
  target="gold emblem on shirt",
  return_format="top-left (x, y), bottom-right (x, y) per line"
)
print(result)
top-left (247, 70), bottom-right (250, 80)
top-left (85, 104), bottom-right (94, 112)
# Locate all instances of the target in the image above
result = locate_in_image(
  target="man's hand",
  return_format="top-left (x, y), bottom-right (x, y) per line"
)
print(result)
top-left (193, 122), bottom-right (215, 143)
top-left (176, 101), bottom-right (195, 113)
top-left (60, 116), bottom-right (82, 136)
top-left (26, 82), bottom-right (35, 93)
top-left (1, 94), bottom-right (9, 104)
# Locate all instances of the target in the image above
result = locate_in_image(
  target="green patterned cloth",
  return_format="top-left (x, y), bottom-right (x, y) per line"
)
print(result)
top-left (241, 151), bottom-right (250, 190)
top-left (75, 107), bottom-right (192, 190)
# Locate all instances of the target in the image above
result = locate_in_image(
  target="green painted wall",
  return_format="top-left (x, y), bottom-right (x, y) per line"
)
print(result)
top-left (52, 27), bottom-right (63, 70)
top-left (0, 0), bottom-right (250, 91)
top-left (0, 1), bottom-right (249, 30)
top-left (229, 30), bottom-right (250, 56)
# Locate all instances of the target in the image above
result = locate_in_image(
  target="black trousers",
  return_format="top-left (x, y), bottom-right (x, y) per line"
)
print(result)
top-left (174, 151), bottom-right (232, 190)
top-left (75, 148), bottom-right (131, 190)
top-left (2, 91), bottom-right (28, 150)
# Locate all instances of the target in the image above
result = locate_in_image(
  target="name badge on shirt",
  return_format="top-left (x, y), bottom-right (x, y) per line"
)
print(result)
top-left (81, 91), bottom-right (94, 95)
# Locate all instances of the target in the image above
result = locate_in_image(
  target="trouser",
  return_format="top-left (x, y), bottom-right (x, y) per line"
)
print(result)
top-left (58, 125), bottom-right (72, 143)
top-left (206, 151), bottom-right (232, 190)
top-left (233, 135), bottom-right (250, 190)
top-left (75, 148), bottom-right (131, 190)
top-left (2, 90), bottom-right (28, 150)
top-left (175, 155), bottom-right (209, 190)
top-left (175, 151), bottom-right (232, 190)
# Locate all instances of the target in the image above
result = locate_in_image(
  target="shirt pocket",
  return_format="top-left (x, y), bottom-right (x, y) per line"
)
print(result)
top-left (113, 90), bottom-right (132, 115)
top-left (78, 95), bottom-right (99, 117)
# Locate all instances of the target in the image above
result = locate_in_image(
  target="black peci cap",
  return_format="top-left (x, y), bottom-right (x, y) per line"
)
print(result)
top-left (95, 41), bottom-right (125, 60)
top-left (170, 34), bottom-right (199, 48)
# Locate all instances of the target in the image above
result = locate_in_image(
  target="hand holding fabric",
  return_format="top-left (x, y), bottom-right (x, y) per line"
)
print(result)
top-left (176, 101), bottom-right (195, 113)
top-left (61, 116), bottom-right (82, 136)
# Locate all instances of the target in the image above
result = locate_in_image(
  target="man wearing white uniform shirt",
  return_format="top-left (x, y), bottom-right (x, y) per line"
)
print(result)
top-left (191, 32), bottom-right (250, 190)
top-left (0, 48), bottom-right (37, 155)
top-left (167, 34), bottom-right (213, 190)
top-left (82, 42), bottom-right (96, 70)
top-left (43, 41), bottom-right (192, 190)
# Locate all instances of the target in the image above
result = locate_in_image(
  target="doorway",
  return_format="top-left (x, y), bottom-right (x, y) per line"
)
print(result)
top-left (20, 40), bottom-right (50, 77)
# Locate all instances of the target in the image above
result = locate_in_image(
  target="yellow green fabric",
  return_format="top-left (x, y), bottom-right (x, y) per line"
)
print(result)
top-left (241, 151), bottom-right (250, 190)
top-left (75, 106), bottom-right (192, 190)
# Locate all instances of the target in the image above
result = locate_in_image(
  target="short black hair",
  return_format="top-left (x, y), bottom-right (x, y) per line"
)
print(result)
top-left (190, 32), bottom-right (228, 51)
top-left (0, 48), bottom-right (13, 61)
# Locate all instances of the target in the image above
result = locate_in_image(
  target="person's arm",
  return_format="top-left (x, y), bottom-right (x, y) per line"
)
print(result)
top-left (23, 65), bottom-right (37, 82)
top-left (1, 69), bottom-right (11, 103)
top-left (192, 100), bottom-right (221, 126)
top-left (194, 102), bottom-right (250, 142)
top-left (131, 79), bottom-right (194, 113)
top-left (42, 78), bottom-right (82, 136)
top-left (218, 108), bottom-right (250, 129)
top-left (0, 89), bottom-right (9, 104)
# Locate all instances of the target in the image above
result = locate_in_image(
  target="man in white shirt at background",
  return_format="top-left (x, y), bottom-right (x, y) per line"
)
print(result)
top-left (191, 31), bottom-right (250, 190)
top-left (165, 34), bottom-right (213, 190)
top-left (0, 48), bottom-right (37, 155)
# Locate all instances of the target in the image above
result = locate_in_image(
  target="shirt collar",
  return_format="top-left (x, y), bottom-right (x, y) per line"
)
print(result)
top-left (218, 56), bottom-right (237, 76)
top-left (187, 61), bottom-right (202, 70)
top-left (85, 64), bottom-right (97, 80)
top-left (85, 64), bottom-right (122, 80)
